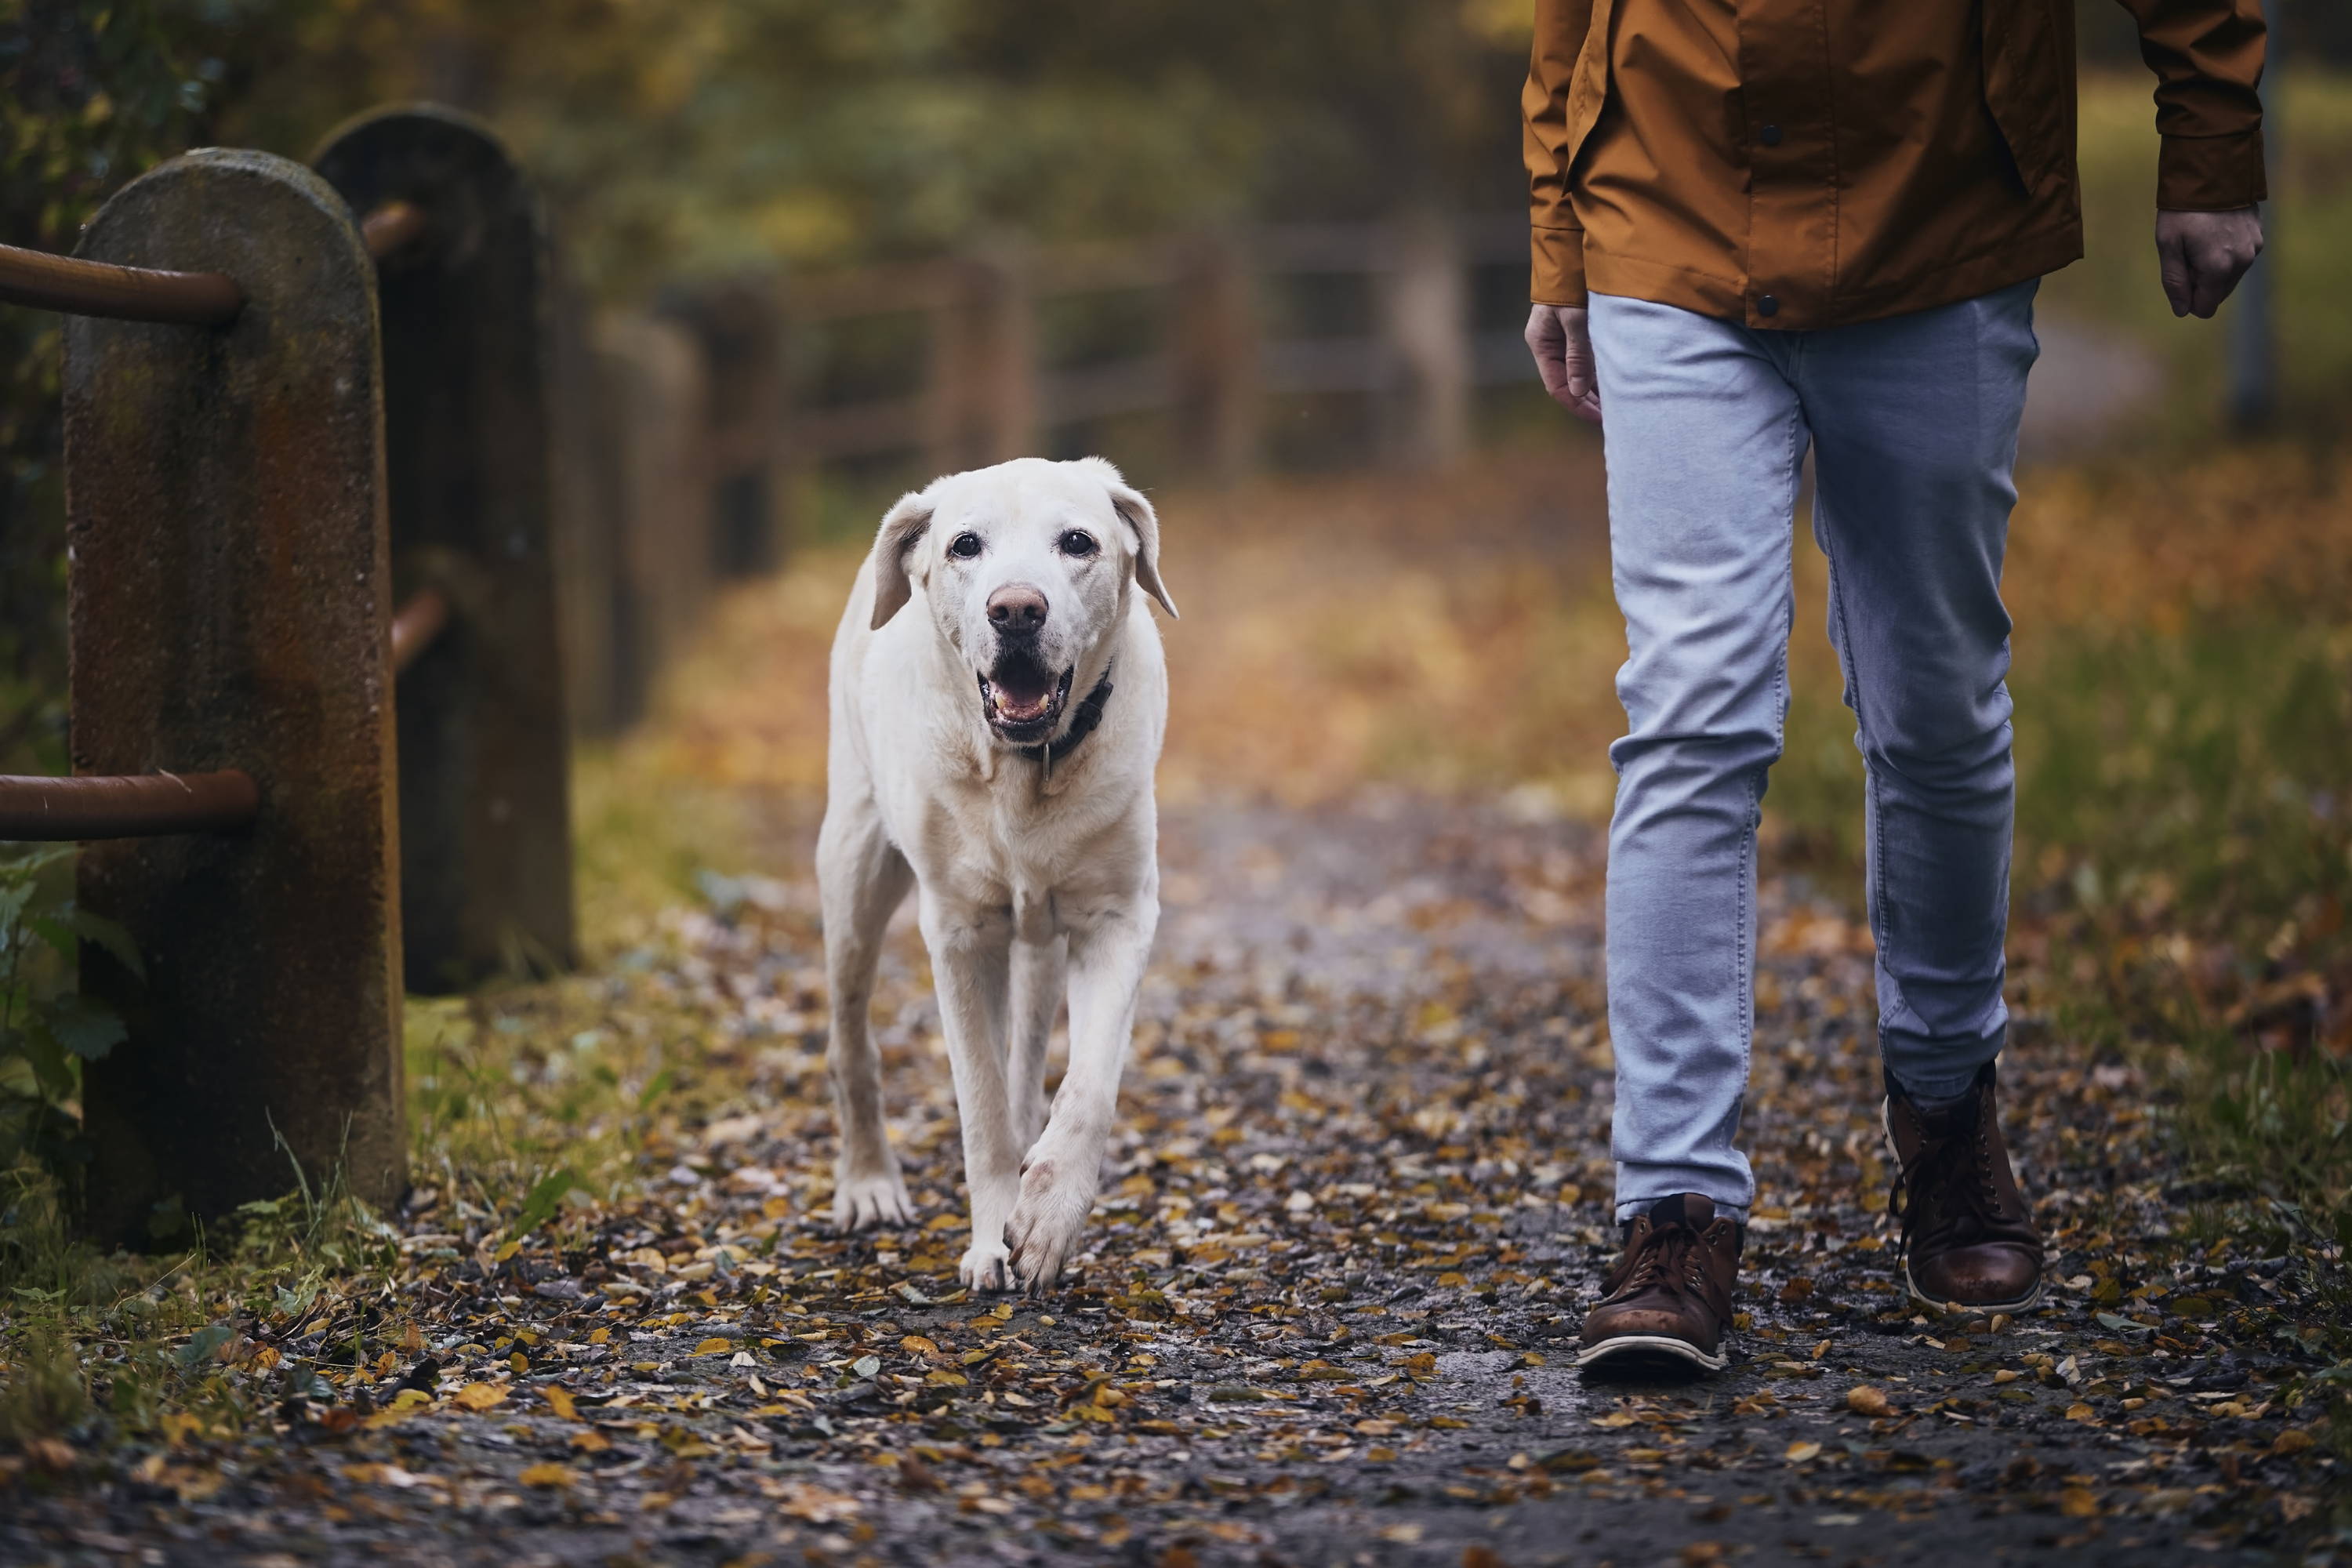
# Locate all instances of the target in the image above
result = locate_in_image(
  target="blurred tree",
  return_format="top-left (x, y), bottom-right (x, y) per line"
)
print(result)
top-left (180, 0), bottom-right (1535, 292)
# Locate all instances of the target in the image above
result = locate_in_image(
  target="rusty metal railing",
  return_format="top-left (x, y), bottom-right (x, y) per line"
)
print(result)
top-left (361, 199), bottom-right (427, 260)
top-left (390, 586), bottom-right (450, 673)
top-left (0, 241), bottom-right (244, 325)
top-left (0, 770), bottom-right (260, 840)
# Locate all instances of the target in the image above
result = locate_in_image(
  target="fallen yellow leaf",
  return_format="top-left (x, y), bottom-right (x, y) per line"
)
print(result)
top-left (541, 1385), bottom-right (580, 1422)
top-left (2059, 1486), bottom-right (2099, 1518)
top-left (1846, 1385), bottom-right (1893, 1417)
top-left (1784, 1441), bottom-right (1823, 1463)
top-left (518, 1463), bottom-right (575, 1488)
top-left (451, 1383), bottom-right (508, 1413)
top-left (2063, 1402), bottom-right (2097, 1423)
top-left (693, 1338), bottom-right (734, 1356)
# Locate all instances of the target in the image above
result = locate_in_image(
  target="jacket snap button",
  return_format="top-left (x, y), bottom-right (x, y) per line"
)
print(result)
top-left (1759, 123), bottom-right (1783, 146)
top-left (1757, 294), bottom-right (1780, 318)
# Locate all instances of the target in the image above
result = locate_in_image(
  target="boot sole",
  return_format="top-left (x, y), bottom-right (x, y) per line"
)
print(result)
top-left (1879, 1098), bottom-right (2048, 1319)
top-left (1573, 1332), bottom-right (1729, 1373)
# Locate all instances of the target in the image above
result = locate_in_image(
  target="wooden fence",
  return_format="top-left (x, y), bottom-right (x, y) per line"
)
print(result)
top-left (0, 102), bottom-right (1539, 1239)
top-left (560, 213), bottom-right (1541, 732)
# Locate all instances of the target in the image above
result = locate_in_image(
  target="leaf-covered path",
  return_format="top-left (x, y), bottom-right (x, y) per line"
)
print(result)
top-left (5, 791), bottom-right (2339, 1566)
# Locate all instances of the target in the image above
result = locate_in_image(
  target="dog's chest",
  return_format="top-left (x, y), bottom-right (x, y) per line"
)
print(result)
top-left (907, 777), bottom-right (1130, 931)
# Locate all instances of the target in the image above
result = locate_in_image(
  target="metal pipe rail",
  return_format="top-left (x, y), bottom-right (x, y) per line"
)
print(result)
top-left (361, 200), bottom-right (427, 260)
top-left (0, 770), bottom-right (260, 840)
top-left (390, 587), bottom-right (450, 673)
top-left (0, 241), bottom-right (243, 325)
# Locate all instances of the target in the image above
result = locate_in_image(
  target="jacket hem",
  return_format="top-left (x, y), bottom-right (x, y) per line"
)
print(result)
top-left (1583, 220), bottom-right (2084, 331)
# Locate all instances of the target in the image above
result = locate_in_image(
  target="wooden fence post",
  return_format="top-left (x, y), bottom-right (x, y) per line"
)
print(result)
top-left (929, 249), bottom-right (1035, 471)
top-left (1377, 214), bottom-right (1471, 470)
top-left (1173, 231), bottom-right (1262, 481)
top-left (64, 150), bottom-right (402, 1243)
top-left (593, 313), bottom-right (711, 728)
top-left (663, 278), bottom-right (789, 577)
top-left (314, 106), bottom-right (576, 993)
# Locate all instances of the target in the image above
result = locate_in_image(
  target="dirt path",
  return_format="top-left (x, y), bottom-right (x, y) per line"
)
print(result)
top-left (4, 793), bottom-right (2331, 1566)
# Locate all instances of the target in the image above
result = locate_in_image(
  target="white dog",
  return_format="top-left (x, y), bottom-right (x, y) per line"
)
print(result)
top-left (818, 456), bottom-right (1177, 1293)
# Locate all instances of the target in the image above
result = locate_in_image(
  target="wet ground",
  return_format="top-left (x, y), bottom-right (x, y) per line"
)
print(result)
top-left (3, 795), bottom-right (2339, 1566)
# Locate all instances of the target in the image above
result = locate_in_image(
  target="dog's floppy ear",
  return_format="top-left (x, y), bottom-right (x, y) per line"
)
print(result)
top-left (1082, 459), bottom-right (1178, 620)
top-left (869, 489), bottom-right (934, 630)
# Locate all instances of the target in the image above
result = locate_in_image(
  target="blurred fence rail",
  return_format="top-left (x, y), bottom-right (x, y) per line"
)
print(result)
top-left (560, 212), bottom-right (1538, 732)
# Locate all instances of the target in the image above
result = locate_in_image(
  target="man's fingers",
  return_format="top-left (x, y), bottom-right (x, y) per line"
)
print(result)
top-left (2157, 233), bottom-right (2194, 318)
top-left (1524, 309), bottom-right (1577, 407)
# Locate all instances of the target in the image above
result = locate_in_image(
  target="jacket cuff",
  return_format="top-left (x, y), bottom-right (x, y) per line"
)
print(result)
top-left (2158, 128), bottom-right (2268, 211)
top-left (1530, 223), bottom-right (1588, 307)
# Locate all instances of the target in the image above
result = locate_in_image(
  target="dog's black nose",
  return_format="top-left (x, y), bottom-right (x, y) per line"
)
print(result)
top-left (987, 584), bottom-right (1048, 635)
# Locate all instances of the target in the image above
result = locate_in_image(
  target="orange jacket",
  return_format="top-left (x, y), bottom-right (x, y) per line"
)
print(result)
top-left (1524, 0), bottom-right (2267, 328)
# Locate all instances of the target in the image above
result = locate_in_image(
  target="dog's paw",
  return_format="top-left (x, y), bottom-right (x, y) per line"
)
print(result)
top-left (958, 1238), bottom-right (1015, 1293)
top-left (1005, 1155), bottom-right (1098, 1295)
top-left (831, 1166), bottom-right (914, 1232)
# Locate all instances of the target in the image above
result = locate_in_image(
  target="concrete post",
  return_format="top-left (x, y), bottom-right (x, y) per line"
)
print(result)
top-left (593, 313), bottom-right (711, 728)
top-left (546, 260), bottom-right (625, 739)
top-left (64, 151), bottom-right (403, 1243)
top-left (314, 106), bottom-right (576, 992)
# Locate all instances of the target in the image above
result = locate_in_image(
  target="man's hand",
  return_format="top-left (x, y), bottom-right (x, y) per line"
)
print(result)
top-left (2155, 207), bottom-right (2263, 320)
top-left (1525, 303), bottom-right (1602, 426)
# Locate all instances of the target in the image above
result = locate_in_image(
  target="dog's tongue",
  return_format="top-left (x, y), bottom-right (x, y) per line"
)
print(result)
top-left (996, 681), bottom-right (1051, 720)
top-left (992, 668), bottom-right (1053, 721)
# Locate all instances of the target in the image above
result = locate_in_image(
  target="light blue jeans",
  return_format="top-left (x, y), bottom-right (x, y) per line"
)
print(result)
top-left (1589, 282), bottom-right (2038, 1222)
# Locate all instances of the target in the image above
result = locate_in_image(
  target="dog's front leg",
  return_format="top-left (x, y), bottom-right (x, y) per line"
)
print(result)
top-left (1006, 895), bottom-right (1156, 1292)
top-left (920, 898), bottom-right (1024, 1291)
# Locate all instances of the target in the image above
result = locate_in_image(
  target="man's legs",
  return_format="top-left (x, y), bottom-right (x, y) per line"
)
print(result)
top-left (1585, 285), bottom-right (2046, 1352)
top-left (1793, 281), bottom-right (2038, 1099)
top-left (1588, 292), bottom-right (1812, 1226)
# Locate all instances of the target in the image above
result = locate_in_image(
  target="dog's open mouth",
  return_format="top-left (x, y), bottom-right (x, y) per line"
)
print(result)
top-left (978, 657), bottom-right (1073, 741)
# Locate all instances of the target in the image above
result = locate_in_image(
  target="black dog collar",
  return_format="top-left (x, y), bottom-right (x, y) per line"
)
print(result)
top-left (1018, 666), bottom-right (1114, 775)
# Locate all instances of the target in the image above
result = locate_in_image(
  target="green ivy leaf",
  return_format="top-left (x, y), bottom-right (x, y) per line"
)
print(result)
top-left (66, 908), bottom-right (145, 980)
top-left (14, 1021), bottom-right (74, 1098)
top-left (37, 992), bottom-right (127, 1060)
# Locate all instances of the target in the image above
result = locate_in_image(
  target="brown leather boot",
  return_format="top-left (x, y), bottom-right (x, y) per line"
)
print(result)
top-left (1883, 1060), bottom-right (2045, 1314)
top-left (1576, 1194), bottom-right (1741, 1371)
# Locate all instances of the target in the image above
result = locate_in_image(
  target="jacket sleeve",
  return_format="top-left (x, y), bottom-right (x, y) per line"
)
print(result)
top-left (1523, 0), bottom-right (1595, 305)
top-left (2114, 0), bottom-right (2267, 209)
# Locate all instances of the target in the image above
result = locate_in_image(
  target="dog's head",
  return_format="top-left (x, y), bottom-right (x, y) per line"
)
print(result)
top-left (868, 456), bottom-right (1177, 747)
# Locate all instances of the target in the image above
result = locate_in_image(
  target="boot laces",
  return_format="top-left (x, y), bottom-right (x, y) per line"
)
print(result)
top-left (1889, 1108), bottom-right (2004, 1256)
top-left (1618, 1217), bottom-right (1703, 1298)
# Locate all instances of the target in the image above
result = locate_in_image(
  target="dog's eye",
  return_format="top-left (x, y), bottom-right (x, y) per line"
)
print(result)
top-left (948, 532), bottom-right (983, 559)
top-left (1058, 531), bottom-right (1098, 557)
